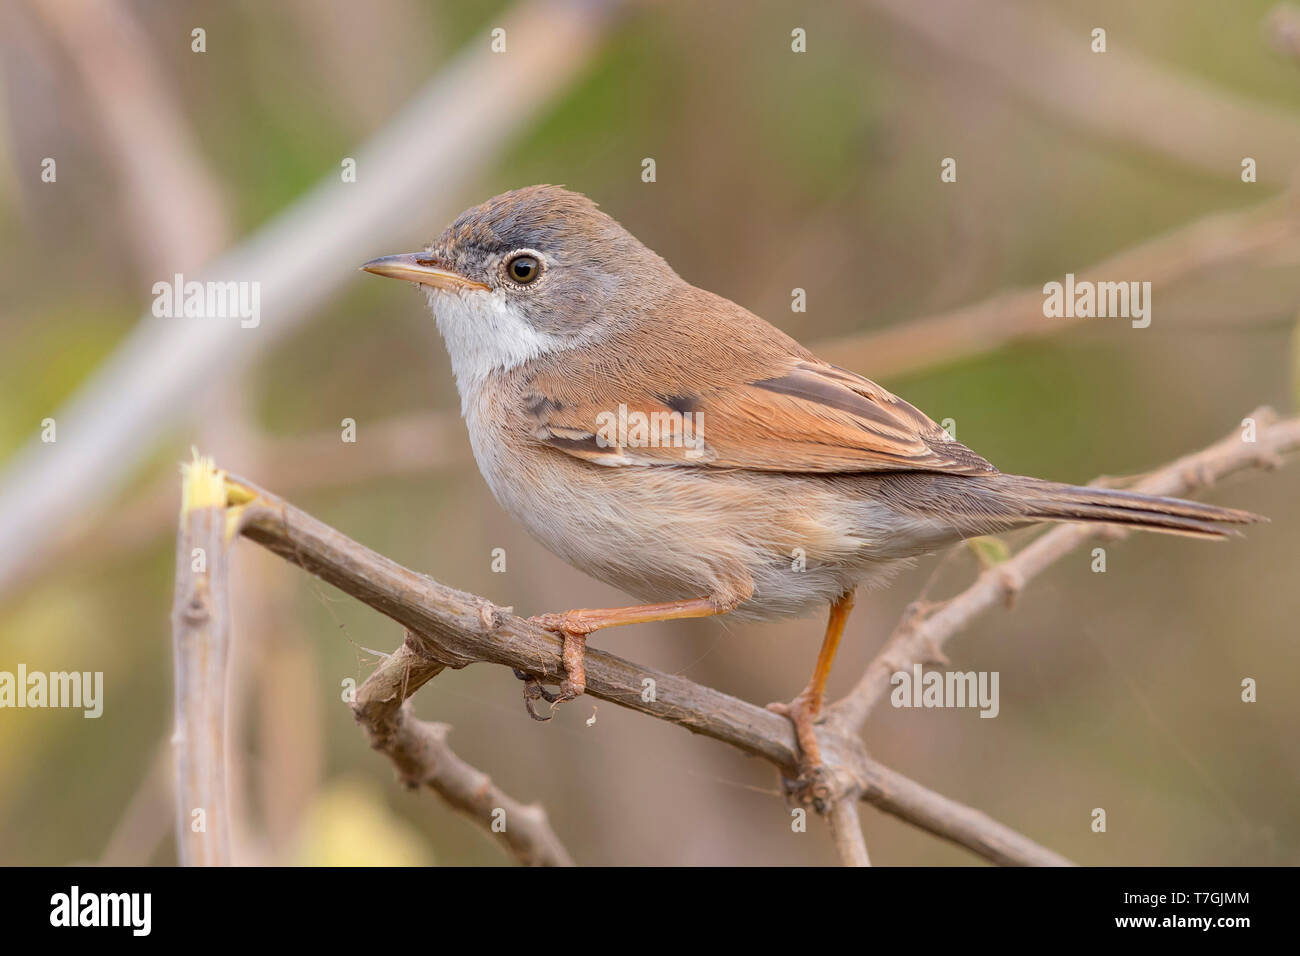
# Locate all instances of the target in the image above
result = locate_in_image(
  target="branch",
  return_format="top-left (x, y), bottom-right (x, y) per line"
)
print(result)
top-left (826, 799), bottom-right (871, 866)
top-left (850, 757), bottom-right (1070, 867)
top-left (833, 409), bottom-right (1300, 733)
top-left (222, 473), bottom-right (1074, 865)
top-left (170, 454), bottom-right (234, 865)
top-left (352, 638), bottom-right (573, 866)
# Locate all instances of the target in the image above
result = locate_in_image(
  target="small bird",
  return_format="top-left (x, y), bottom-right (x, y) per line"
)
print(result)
top-left (363, 185), bottom-right (1260, 771)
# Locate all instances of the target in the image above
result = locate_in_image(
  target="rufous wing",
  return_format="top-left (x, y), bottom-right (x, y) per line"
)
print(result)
top-left (525, 358), bottom-right (997, 475)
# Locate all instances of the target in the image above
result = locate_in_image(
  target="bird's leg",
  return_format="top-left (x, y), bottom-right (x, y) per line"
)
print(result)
top-left (518, 597), bottom-right (732, 720)
top-left (768, 589), bottom-right (856, 771)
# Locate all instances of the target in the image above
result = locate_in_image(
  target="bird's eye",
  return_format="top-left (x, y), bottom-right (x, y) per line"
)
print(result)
top-left (505, 253), bottom-right (541, 285)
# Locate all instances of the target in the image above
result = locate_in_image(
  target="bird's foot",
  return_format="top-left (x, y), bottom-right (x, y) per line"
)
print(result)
top-left (512, 668), bottom-right (560, 722)
top-left (514, 617), bottom-right (589, 721)
top-left (767, 690), bottom-right (825, 766)
top-left (767, 691), bottom-right (834, 811)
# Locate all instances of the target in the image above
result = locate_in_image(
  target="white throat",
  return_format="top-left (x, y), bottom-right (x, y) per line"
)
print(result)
top-left (425, 288), bottom-right (562, 412)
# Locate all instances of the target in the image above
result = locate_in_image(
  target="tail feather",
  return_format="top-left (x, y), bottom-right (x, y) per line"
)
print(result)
top-left (1015, 480), bottom-right (1264, 539)
top-left (862, 472), bottom-right (1264, 542)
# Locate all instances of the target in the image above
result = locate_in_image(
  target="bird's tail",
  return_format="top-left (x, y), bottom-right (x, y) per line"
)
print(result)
top-left (988, 476), bottom-right (1263, 539)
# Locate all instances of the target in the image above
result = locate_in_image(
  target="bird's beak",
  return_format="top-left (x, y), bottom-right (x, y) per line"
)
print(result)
top-left (360, 253), bottom-right (490, 292)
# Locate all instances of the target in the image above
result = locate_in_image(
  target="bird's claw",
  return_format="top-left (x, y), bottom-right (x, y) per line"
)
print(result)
top-left (776, 763), bottom-right (835, 814)
top-left (514, 668), bottom-right (559, 721)
top-left (512, 631), bottom-right (587, 722)
top-left (767, 691), bottom-right (832, 808)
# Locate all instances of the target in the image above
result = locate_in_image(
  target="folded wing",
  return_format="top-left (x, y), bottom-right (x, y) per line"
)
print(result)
top-left (526, 358), bottom-right (997, 475)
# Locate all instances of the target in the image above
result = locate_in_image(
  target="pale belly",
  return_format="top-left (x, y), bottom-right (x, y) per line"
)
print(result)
top-left (462, 398), bottom-right (958, 621)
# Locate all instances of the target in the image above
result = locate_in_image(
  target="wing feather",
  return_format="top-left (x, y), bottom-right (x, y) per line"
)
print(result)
top-left (526, 357), bottom-right (997, 475)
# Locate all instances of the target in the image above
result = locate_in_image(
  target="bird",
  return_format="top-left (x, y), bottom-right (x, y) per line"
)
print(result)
top-left (362, 184), bottom-right (1261, 773)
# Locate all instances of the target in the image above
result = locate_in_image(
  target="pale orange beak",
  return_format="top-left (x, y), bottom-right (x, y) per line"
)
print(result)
top-left (360, 253), bottom-right (490, 292)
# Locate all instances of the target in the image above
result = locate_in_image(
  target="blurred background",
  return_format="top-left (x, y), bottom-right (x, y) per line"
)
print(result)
top-left (0, 0), bottom-right (1297, 866)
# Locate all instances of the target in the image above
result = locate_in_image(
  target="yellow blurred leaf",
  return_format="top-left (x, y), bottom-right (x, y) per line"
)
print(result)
top-left (293, 777), bottom-right (435, 867)
top-left (966, 535), bottom-right (1011, 568)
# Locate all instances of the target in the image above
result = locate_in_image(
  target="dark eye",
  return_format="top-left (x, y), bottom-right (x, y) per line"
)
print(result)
top-left (506, 253), bottom-right (541, 285)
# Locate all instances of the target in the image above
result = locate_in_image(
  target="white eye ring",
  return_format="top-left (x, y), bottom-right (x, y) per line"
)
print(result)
top-left (503, 249), bottom-right (545, 286)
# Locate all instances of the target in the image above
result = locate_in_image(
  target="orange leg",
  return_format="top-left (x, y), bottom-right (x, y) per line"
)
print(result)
top-left (521, 597), bottom-right (732, 719)
top-left (768, 589), bottom-right (856, 767)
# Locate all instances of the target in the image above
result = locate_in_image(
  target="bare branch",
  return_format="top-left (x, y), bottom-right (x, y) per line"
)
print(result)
top-left (851, 756), bottom-right (1071, 867)
top-left (352, 638), bottom-right (573, 866)
top-left (223, 474), bottom-right (1074, 865)
top-left (170, 454), bottom-right (235, 866)
top-left (833, 409), bottom-right (1300, 733)
top-left (826, 798), bottom-right (871, 866)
